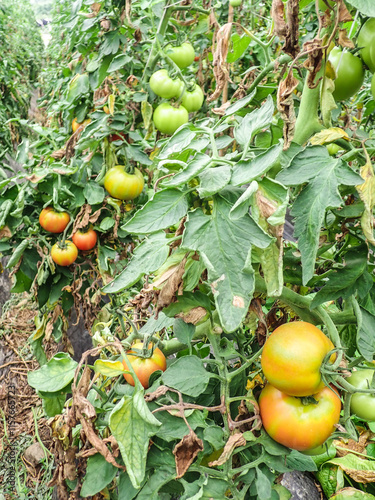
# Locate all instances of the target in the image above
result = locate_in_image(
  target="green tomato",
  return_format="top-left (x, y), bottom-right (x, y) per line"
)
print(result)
top-left (229, 0), bottom-right (242, 6)
top-left (357, 18), bottom-right (375, 73)
top-left (328, 47), bottom-right (364, 101)
top-left (104, 166), bottom-right (144, 201)
top-left (181, 85), bottom-right (204, 112)
top-left (153, 103), bottom-right (189, 135)
top-left (149, 69), bottom-right (183, 99)
top-left (326, 143), bottom-right (341, 156)
top-left (165, 42), bottom-right (195, 69)
top-left (347, 369), bottom-right (375, 421)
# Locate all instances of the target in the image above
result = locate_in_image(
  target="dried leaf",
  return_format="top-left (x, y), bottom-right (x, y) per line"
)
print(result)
top-left (302, 38), bottom-right (324, 89)
top-left (176, 306), bottom-right (207, 325)
top-left (209, 433), bottom-right (246, 466)
top-left (271, 0), bottom-right (287, 38)
top-left (173, 429), bottom-right (203, 478)
top-left (154, 258), bottom-right (187, 310)
top-left (0, 226), bottom-right (12, 238)
top-left (338, 28), bottom-right (355, 49)
top-left (310, 127), bottom-right (349, 145)
top-left (51, 148), bottom-right (66, 160)
top-left (144, 385), bottom-right (170, 402)
top-left (207, 23), bottom-right (232, 102)
top-left (356, 149), bottom-right (375, 246)
top-left (338, 1), bottom-right (352, 23)
top-left (277, 71), bottom-right (298, 149)
top-left (284, 0), bottom-right (300, 58)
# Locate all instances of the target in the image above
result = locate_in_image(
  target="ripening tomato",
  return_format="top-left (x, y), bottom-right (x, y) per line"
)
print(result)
top-left (259, 384), bottom-right (341, 451)
top-left (261, 321), bottom-right (336, 397)
top-left (72, 228), bottom-right (97, 251)
top-left (165, 42), bottom-right (195, 69)
top-left (51, 240), bottom-right (78, 266)
top-left (357, 18), bottom-right (375, 73)
top-left (122, 342), bottom-right (167, 389)
top-left (149, 69), bottom-right (183, 99)
top-left (39, 207), bottom-right (70, 234)
top-left (328, 47), bottom-right (364, 102)
top-left (347, 369), bottom-right (375, 421)
top-left (104, 165), bottom-right (144, 200)
top-left (72, 117), bottom-right (91, 133)
top-left (153, 103), bottom-right (189, 135)
top-left (181, 85), bottom-right (204, 112)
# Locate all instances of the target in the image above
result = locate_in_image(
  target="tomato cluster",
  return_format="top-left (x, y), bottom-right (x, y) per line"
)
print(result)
top-left (122, 342), bottom-right (167, 389)
top-left (259, 321), bottom-right (341, 451)
top-left (150, 42), bottom-right (204, 135)
top-left (39, 207), bottom-right (98, 266)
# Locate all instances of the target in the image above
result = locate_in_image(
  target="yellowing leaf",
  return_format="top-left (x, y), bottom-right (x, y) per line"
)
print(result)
top-left (311, 127), bottom-right (349, 145)
top-left (108, 94), bottom-right (115, 115)
top-left (94, 359), bottom-right (125, 377)
top-left (356, 151), bottom-right (375, 245)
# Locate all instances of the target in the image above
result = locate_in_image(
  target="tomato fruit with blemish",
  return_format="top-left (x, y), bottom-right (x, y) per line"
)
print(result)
top-left (181, 85), bottom-right (204, 112)
top-left (39, 207), bottom-right (70, 234)
top-left (122, 342), bottom-right (167, 389)
top-left (104, 166), bottom-right (144, 201)
top-left (347, 369), bottom-right (375, 421)
top-left (259, 384), bottom-right (341, 451)
top-left (51, 241), bottom-right (78, 266)
top-left (72, 228), bottom-right (97, 251)
top-left (261, 321), bottom-right (336, 397)
top-left (149, 69), bottom-right (183, 99)
top-left (153, 103), bottom-right (189, 135)
top-left (165, 42), bottom-right (195, 69)
top-left (328, 47), bottom-right (364, 102)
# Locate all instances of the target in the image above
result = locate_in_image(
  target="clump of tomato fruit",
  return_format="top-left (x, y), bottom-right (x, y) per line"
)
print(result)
top-left (51, 240), bottom-right (78, 267)
top-left (39, 207), bottom-right (70, 233)
top-left (72, 227), bottom-right (97, 251)
top-left (122, 342), bottom-right (167, 389)
top-left (259, 321), bottom-right (341, 451)
top-left (104, 165), bottom-right (144, 201)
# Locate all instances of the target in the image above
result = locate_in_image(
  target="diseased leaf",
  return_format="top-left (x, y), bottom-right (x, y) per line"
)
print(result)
top-left (27, 353), bottom-right (77, 392)
top-left (356, 153), bottom-right (375, 245)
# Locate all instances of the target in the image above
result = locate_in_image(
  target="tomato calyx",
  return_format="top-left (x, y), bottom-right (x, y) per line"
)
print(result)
top-left (300, 395), bottom-right (319, 406)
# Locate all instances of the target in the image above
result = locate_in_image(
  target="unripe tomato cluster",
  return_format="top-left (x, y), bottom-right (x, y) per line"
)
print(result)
top-left (258, 321), bottom-right (341, 451)
top-left (39, 207), bottom-right (97, 266)
top-left (150, 42), bottom-right (204, 135)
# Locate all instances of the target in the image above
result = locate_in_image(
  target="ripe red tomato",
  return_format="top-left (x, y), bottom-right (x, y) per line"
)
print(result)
top-left (104, 166), bottom-right (144, 201)
top-left (122, 342), bottom-right (167, 389)
top-left (259, 384), bottom-right (341, 451)
top-left (357, 18), bottom-right (375, 73)
top-left (72, 117), bottom-right (91, 133)
top-left (261, 321), bottom-right (336, 397)
top-left (181, 85), bottom-right (204, 112)
top-left (149, 69), bottom-right (183, 99)
top-left (328, 47), bottom-right (364, 101)
top-left (347, 369), bottom-right (375, 421)
top-left (39, 207), bottom-right (70, 234)
top-left (72, 228), bottom-right (97, 251)
top-left (51, 240), bottom-right (78, 266)
top-left (165, 42), bottom-right (195, 69)
top-left (153, 103), bottom-right (189, 135)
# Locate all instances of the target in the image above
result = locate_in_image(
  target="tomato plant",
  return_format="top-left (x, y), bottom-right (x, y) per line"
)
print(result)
top-left (72, 228), bottom-right (97, 251)
top-left (50, 240), bottom-right (78, 266)
top-left (261, 322), bottom-right (335, 397)
top-left (104, 166), bottom-right (144, 201)
top-left (149, 69), bottom-right (183, 99)
top-left (165, 42), bottom-right (195, 69)
top-left (357, 18), bottom-right (375, 73)
top-left (122, 342), bottom-right (167, 389)
top-left (39, 207), bottom-right (70, 234)
top-left (259, 384), bottom-right (341, 451)
top-left (328, 47), bottom-right (364, 102)
top-left (347, 369), bottom-right (375, 421)
top-left (153, 102), bottom-right (189, 134)
top-left (181, 84), bottom-right (204, 112)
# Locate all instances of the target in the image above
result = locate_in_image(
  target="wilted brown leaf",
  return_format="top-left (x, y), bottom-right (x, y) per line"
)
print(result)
top-left (338, 1), bottom-right (352, 23)
top-left (277, 71), bottom-right (299, 149)
top-left (176, 306), bottom-right (207, 325)
top-left (209, 433), bottom-right (246, 467)
top-left (338, 28), bottom-right (355, 49)
top-left (145, 385), bottom-right (170, 402)
top-left (155, 257), bottom-right (187, 310)
top-left (0, 226), bottom-right (12, 238)
top-left (271, 0), bottom-right (287, 38)
top-left (207, 23), bottom-right (232, 102)
top-left (302, 38), bottom-right (324, 89)
top-left (173, 429), bottom-right (204, 478)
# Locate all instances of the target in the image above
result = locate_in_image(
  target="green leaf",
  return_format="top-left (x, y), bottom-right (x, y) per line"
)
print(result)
top-left (228, 33), bottom-right (251, 63)
top-left (256, 467), bottom-right (272, 500)
top-left (332, 488), bottom-right (375, 499)
top-left (163, 291), bottom-right (211, 317)
top-left (345, 0), bottom-right (375, 16)
top-left (139, 312), bottom-right (174, 335)
top-left (158, 129), bottom-right (197, 160)
top-left (83, 181), bottom-right (105, 205)
top-left (122, 189), bottom-right (188, 234)
top-left (109, 391), bottom-right (161, 489)
top-left (231, 143), bottom-right (283, 186)
top-left (107, 54), bottom-right (131, 72)
top-left (356, 306), bottom-right (375, 361)
top-left (317, 465), bottom-right (344, 499)
top-left (118, 472), bottom-right (139, 500)
top-left (234, 95), bottom-right (274, 147)
top-left (6, 239), bottom-right (29, 269)
top-left (229, 181), bottom-right (258, 220)
top-left (102, 233), bottom-right (169, 293)
top-left (182, 193), bottom-right (272, 332)
top-left (173, 318), bottom-right (196, 345)
top-left (162, 356), bottom-right (211, 397)
top-left (311, 247), bottom-right (372, 308)
top-left (276, 146), bottom-right (363, 284)
top-left (136, 468), bottom-right (176, 500)
top-left (94, 359), bottom-right (125, 377)
top-left (162, 153), bottom-right (211, 188)
top-left (152, 408), bottom-right (206, 442)
top-left (197, 165), bottom-right (232, 197)
top-left (80, 454), bottom-right (118, 497)
top-left (27, 353), bottom-right (78, 392)
top-left (224, 89), bottom-right (256, 116)
top-left (67, 73), bottom-right (89, 102)
top-left (40, 392), bottom-right (66, 418)
top-left (286, 450), bottom-right (317, 472)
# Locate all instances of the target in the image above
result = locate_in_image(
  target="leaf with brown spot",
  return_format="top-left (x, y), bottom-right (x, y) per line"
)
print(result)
top-left (176, 306), bottom-right (207, 325)
top-left (272, 0), bottom-right (287, 38)
top-left (25, 173), bottom-right (46, 183)
top-left (209, 433), bottom-right (246, 467)
top-left (173, 429), bottom-right (203, 478)
top-left (144, 385), bottom-right (170, 402)
top-left (338, 28), bottom-right (355, 49)
top-left (277, 71), bottom-right (298, 149)
top-left (50, 148), bottom-right (66, 160)
top-left (0, 226), bottom-right (12, 238)
top-left (338, 1), bottom-right (352, 23)
top-left (154, 258), bottom-right (187, 310)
